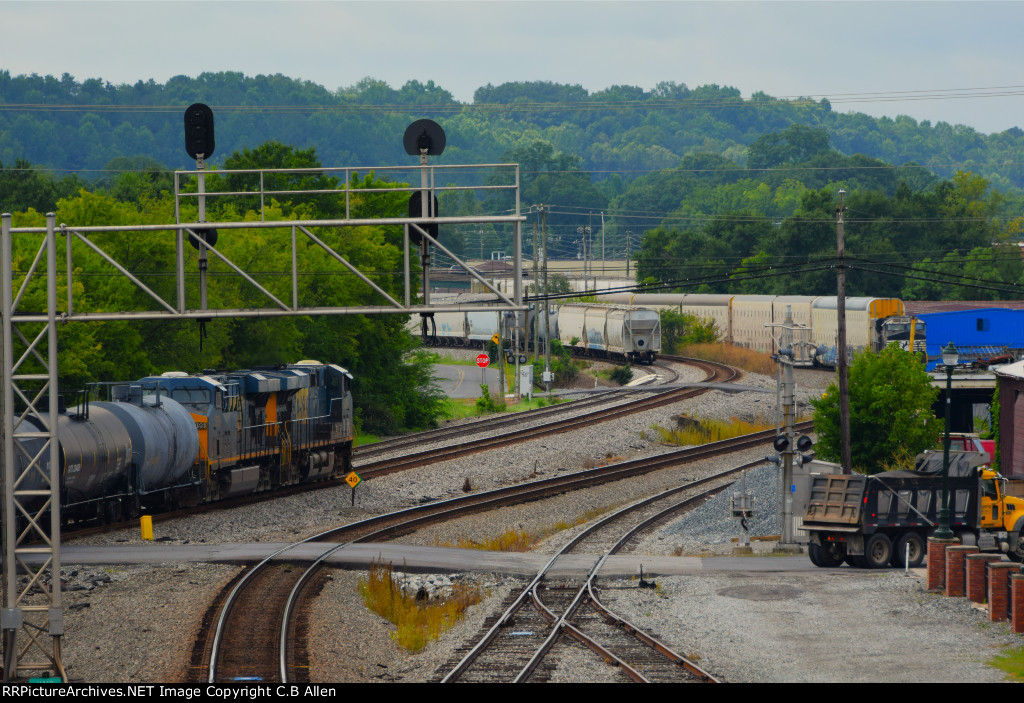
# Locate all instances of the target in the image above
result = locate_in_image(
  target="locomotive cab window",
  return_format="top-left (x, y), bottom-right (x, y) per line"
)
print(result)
top-left (171, 388), bottom-right (211, 405)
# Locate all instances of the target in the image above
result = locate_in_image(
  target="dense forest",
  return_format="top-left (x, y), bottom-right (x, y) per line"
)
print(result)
top-left (3, 71), bottom-right (1023, 425)
top-left (4, 71), bottom-right (1024, 269)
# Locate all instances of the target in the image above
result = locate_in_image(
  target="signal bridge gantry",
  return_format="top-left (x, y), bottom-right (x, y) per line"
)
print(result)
top-left (2, 143), bottom-right (526, 680)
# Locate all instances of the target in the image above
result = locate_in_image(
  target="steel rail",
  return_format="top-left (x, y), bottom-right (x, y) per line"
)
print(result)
top-left (441, 459), bottom-right (762, 683)
top-left (354, 360), bottom-right (680, 460)
top-left (207, 360), bottom-right (791, 681)
top-left (356, 360), bottom-right (736, 477)
top-left (513, 467), bottom-right (745, 683)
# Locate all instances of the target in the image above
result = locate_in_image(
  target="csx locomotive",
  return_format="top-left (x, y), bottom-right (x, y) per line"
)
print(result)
top-left (15, 361), bottom-right (354, 524)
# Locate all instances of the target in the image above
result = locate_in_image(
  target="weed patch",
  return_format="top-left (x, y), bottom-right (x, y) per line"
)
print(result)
top-left (358, 559), bottom-right (482, 653)
top-left (989, 645), bottom-right (1024, 682)
top-left (654, 416), bottom-right (776, 446)
top-left (680, 342), bottom-right (778, 376)
top-left (439, 505), bottom-right (618, 552)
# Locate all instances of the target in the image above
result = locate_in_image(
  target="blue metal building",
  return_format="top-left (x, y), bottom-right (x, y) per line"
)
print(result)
top-left (918, 307), bottom-right (1024, 370)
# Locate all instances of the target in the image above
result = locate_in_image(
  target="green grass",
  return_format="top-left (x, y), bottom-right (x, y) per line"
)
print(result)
top-left (354, 433), bottom-right (380, 447)
top-left (989, 645), bottom-right (1024, 681)
top-left (440, 394), bottom-right (566, 421)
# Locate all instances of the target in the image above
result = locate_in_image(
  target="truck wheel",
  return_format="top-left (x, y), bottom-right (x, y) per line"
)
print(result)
top-left (893, 533), bottom-right (925, 568)
top-left (1008, 534), bottom-right (1024, 563)
top-left (865, 533), bottom-right (893, 568)
top-left (810, 541), bottom-right (845, 567)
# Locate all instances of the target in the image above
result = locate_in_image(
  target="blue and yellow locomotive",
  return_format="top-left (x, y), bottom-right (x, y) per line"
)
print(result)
top-left (16, 361), bottom-right (355, 524)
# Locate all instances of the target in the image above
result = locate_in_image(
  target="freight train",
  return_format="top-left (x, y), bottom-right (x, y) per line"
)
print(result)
top-left (409, 301), bottom-right (661, 364)
top-left (14, 361), bottom-right (354, 524)
top-left (603, 293), bottom-right (925, 366)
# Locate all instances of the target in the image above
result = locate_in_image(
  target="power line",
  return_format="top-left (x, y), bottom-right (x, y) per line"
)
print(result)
top-left (4, 83), bottom-right (1024, 115)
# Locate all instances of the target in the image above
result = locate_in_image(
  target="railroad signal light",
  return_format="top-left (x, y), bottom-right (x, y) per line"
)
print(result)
top-left (796, 435), bottom-right (815, 465)
top-left (188, 227), bottom-right (218, 250)
top-left (408, 190), bottom-right (440, 245)
top-left (184, 103), bottom-right (215, 160)
top-left (771, 434), bottom-right (815, 464)
top-left (402, 119), bottom-right (447, 157)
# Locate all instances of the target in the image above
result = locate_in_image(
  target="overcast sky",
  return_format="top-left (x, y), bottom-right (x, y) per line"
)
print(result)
top-left (5, 0), bottom-right (1024, 134)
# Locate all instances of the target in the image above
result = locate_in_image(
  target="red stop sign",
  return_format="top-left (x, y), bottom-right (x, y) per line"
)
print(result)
top-left (476, 354), bottom-right (490, 368)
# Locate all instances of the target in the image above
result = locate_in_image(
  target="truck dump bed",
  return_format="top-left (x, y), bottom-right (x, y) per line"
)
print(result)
top-left (804, 475), bottom-right (865, 529)
top-left (803, 471), bottom-right (978, 533)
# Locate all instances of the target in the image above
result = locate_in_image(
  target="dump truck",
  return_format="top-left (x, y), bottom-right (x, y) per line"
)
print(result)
top-left (802, 451), bottom-right (1024, 568)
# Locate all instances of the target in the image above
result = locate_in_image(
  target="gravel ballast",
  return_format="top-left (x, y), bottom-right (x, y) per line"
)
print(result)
top-left (31, 364), bottom-right (1023, 682)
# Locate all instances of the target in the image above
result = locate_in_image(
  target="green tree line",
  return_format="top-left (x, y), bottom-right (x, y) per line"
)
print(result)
top-left (3, 141), bottom-right (445, 436)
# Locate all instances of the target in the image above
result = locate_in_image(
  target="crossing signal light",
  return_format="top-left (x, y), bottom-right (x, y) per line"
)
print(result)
top-left (771, 434), bottom-right (815, 464)
top-left (184, 103), bottom-right (215, 160)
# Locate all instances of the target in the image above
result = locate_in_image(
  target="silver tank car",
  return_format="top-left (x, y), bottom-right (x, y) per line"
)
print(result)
top-left (17, 394), bottom-right (199, 509)
top-left (94, 392), bottom-right (200, 495)
top-left (18, 406), bottom-right (133, 505)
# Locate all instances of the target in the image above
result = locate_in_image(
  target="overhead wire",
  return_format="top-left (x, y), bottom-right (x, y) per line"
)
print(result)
top-left (4, 82), bottom-right (1024, 115)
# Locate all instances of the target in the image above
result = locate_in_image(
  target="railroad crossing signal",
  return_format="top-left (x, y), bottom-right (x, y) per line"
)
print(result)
top-left (344, 471), bottom-right (362, 488)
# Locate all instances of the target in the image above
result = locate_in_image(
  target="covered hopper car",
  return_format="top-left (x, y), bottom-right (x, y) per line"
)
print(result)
top-left (604, 293), bottom-right (924, 366)
top-left (408, 302), bottom-right (660, 363)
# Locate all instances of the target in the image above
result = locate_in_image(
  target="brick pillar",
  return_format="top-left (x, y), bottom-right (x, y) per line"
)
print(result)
top-left (988, 562), bottom-right (1019, 622)
top-left (966, 554), bottom-right (1003, 604)
top-left (928, 538), bottom-right (959, 591)
top-left (1012, 573), bottom-right (1024, 635)
top-left (944, 546), bottom-right (978, 597)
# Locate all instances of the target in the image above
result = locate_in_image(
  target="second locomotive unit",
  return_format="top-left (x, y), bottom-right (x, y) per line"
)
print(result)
top-left (17, 361), bottom-right (355, 524)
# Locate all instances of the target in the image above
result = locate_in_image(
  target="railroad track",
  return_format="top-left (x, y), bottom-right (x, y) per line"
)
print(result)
top-left (189, 421), bottom-right (811, 683)
top-left (352, 358), bottom-right (682, 461)
top-left (354, 357), bottom-right (737, 478)
top-left (434, 462), bottom-right (755, 683)
top-left (64, 357), bottom-right (693, 541)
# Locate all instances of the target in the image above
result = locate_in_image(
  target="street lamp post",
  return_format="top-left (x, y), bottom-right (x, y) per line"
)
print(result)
top-left (935, 340), bottom-right (959, 540)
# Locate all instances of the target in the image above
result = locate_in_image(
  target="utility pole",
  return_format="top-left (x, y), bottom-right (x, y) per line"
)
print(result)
top-left (542, 205), bottom-right (552, 397)
top-left (626, 230), bottom-right (632, 278)
top-left (836, 190), bottom-right (852, 474)
top-left (780, 306), bottom-right (797, 547)
top-left (532, 220), bottom-right (538, 360)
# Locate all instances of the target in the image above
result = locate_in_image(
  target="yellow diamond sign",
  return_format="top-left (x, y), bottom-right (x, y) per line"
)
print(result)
top-left (344, 471), bottom-right (362, 488)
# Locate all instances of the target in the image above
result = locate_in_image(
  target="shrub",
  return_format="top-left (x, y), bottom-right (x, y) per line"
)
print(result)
top-left (609, 364), bottom-right (633, 385)
top-left (474, 384), bottom-right (506, 414)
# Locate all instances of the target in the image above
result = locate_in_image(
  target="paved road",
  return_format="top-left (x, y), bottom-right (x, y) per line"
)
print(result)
top-left (433, 363), bottom-right (503, 398)
top-left (43, 542), bottom-right (827, 577)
